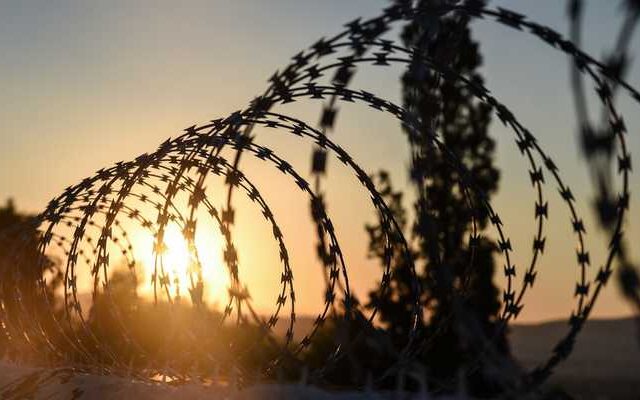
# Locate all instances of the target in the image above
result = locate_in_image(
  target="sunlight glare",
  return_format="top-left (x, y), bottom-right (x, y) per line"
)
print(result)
top-left (132, 223), bottom-right (229, 307)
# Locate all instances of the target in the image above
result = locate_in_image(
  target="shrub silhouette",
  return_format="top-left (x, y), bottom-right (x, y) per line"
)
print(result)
top-left (0, 199), bottom-right (64, 361)
top-left (363, 2), bottom-right (511, 395)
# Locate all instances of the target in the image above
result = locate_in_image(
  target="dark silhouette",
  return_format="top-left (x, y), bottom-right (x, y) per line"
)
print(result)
top-left (365, 1), bottom-right (509, 395)
top-left (84, 265), bottom-right (281, 376)
top-left (568, 0), bottom-right (640, 342)
top-left (0, 199), bottom-right (64, 361)
top-left (0, 1), bottom-right (637, 396)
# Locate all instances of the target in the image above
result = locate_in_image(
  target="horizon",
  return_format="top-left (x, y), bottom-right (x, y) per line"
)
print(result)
top-left (1, 0), bottom-right (639, 324)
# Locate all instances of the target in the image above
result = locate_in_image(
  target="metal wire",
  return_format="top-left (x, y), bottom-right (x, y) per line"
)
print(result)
top-left (0, 0), bottom-right (637, 395)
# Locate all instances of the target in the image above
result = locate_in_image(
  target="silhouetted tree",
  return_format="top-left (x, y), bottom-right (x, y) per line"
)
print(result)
top-left (366, 1), bottom-right (509, 395)
top-left (0, 199), bottom-right (63, 360)
top-left (366, 171), bottom-right (417, 350)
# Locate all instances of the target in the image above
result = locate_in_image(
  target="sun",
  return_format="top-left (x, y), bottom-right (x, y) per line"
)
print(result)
top-left (160, 227), bottom-right (193, 296)
top-left (132, 222), bottom-right (230, 306)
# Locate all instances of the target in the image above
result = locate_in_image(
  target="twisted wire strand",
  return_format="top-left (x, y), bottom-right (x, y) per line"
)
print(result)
top-left (0, 0), bottom-right (637, 395)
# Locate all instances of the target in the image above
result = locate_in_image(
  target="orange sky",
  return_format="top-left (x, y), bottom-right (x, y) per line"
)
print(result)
top-left (1, 0), bottom-right (639, 323)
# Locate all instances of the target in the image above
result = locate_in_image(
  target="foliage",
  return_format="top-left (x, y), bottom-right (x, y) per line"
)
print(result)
top-left (363, 1), bottom-right (510, 395)
top-left (0, 199), bottom-right (64, 360)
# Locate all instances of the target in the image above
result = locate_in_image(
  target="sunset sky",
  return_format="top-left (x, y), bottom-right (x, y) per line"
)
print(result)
top-left (1, 0), bottom-right (639, 324)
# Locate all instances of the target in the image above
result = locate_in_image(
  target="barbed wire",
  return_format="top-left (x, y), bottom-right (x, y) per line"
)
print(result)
top-left (0, 0), bottom-right (637, 397)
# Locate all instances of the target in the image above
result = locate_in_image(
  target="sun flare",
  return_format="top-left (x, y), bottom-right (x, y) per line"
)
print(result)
top-left (132, 223), bottom-right (230, 307)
